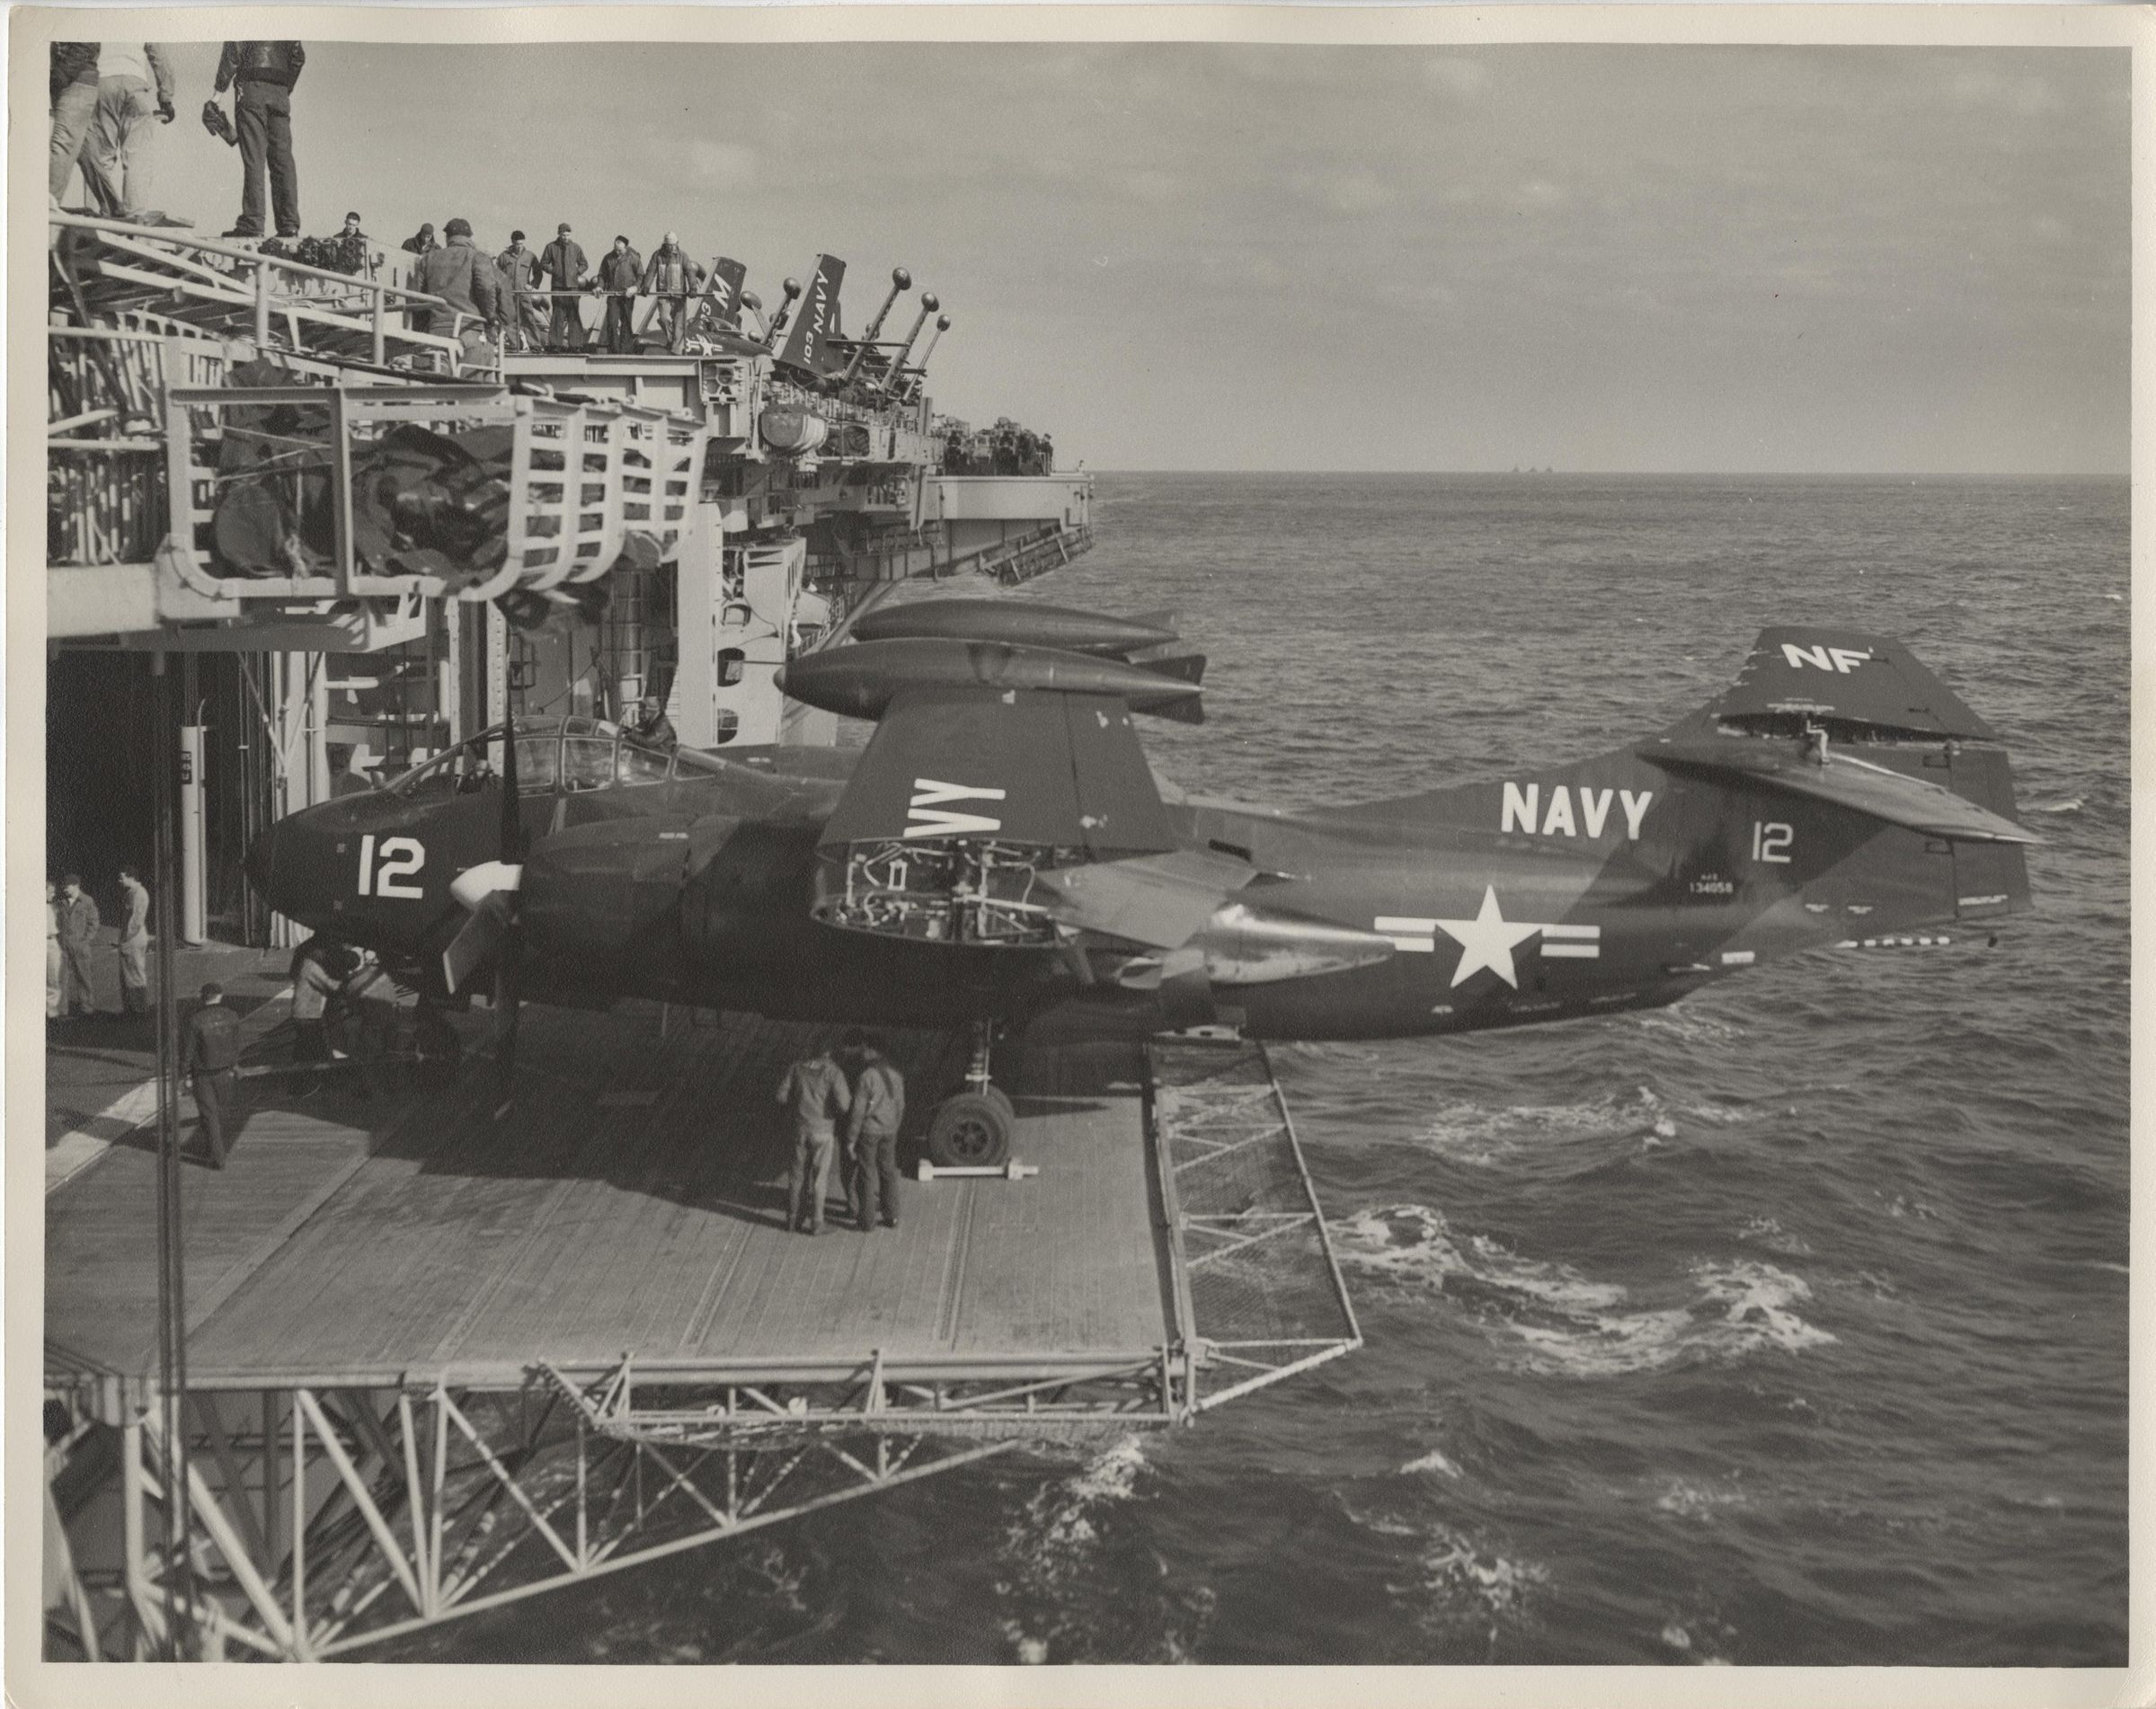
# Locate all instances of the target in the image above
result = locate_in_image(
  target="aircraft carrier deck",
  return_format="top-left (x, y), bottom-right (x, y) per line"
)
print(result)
top-left (45, 1007), bottom-right (1358, 1659)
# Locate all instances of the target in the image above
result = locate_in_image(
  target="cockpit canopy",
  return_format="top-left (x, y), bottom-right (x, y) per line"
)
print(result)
top-left (389, 716), bottom-right (732, 800)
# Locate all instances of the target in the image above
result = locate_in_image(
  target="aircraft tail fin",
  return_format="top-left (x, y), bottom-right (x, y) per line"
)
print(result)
top-left (1646, 630), bottom-right (2035, 934)
top-left (1703, 625), bottom-right (1998, 741)
top-left (776, 253), bottom-right (846, 376)
top-left (1334, 627), bottom-right (2033, 943)
top-left (705, 256), bottom-right (748, 323)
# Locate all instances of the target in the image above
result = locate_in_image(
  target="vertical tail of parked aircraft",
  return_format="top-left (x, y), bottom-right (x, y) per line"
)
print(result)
top-left (1335, 627), bottom-right (2036, 943)
top-left (776, 253), bottom-right (846, 376)
top-left (705, 256), bottom-right (748, 323)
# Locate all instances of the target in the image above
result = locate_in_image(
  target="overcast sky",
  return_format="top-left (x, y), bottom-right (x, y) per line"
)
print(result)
top-left (129, 41), bottom-right (2127, 474)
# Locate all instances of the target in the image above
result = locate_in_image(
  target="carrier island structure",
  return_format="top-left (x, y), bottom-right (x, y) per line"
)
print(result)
top-left (40, 217), bottom-right (1360, 1661)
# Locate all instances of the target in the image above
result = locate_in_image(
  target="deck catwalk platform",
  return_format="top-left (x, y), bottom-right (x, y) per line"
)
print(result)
top-left (44, 1009), bottom-right (1356, 1659)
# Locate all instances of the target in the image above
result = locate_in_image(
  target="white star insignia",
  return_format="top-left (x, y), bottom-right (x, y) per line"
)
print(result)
top-left (1431, 886), bottom-right (1544, 989)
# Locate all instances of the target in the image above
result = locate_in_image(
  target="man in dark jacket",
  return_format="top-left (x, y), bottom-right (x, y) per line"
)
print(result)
top-left (318, 210), bottom-right (372, 276)
top-left (49, 43), bottom-right (102, 207)
top-left (215, 40), bottom-right (304, 238)
top-left (185, 982), bottom-right (245, 1167)
top-left (495, 229), bottom-right (546, 351)
top-left (401, 222), bottom-right (436, 258)
top-left (412, 218), bottom-right (501, 360)
top-left (537, 223), bottom-right (589, 350)
top-left (630, 695), bottom-right (677, 748)
top-left (596, 235), bottom-right (643, 353)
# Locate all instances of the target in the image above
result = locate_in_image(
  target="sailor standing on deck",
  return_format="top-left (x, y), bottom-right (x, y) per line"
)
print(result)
top-left (214, 40), bottom-right (304, 240)
top-left (185, 982), bottom-right (244, 1168)
top-left (538, 223), bottom-right (590, 350)
top-left (49, 42), bottom-right (103, 209)
top-left (596, 235), bottom-right (643, 354)
top-left (56, 874), bottom-right (102, 1019)
top-left (842, 1031), bottom-right (906, 1233)
top-left (778, 1044), bottom-right (852, 1235)
top-left (115, 864), bottom-right (150, 1017)
top-left (81, 43), bottom-right (182, 228)
top-left (411, 219), bottom-right (503, 365)
top-left (495, 230), bottom-right (546, 352)
top-left (638, 232), bottom-right (698, 351)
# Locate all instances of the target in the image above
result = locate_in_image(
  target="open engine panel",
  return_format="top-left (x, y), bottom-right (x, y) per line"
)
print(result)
top-left (812, 837), bottom-right (1080, 947)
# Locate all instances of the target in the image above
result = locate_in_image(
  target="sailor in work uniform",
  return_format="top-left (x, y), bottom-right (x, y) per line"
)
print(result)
top-left (116, 865), bottom-right (150, 1017)
top-left (56, 875), bottom-right (102, 1018)
top-left (842, 1031), bottom-right (906, 1232)
top-left (777, 1046), bottom-right (852, 1235)
top-left (185, 982), bottom-right (244, 1168)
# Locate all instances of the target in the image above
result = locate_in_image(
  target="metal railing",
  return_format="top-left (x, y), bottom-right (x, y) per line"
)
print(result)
top-left (52, 212), bottom-right (485, 376)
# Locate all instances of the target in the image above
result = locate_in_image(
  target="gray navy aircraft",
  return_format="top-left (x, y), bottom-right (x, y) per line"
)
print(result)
top-left (247, 598), bottom-right (2035, 1164)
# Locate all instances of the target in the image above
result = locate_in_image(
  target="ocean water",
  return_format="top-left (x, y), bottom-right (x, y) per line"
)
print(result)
top-left (401, 473), bottom-right (2129, 1666)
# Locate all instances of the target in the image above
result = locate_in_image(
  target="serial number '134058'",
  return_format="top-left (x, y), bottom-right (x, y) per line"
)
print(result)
top-left (358, 834), bottom-right (426, 899)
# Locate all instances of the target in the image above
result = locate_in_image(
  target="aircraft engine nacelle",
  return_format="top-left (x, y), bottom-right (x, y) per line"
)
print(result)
top-left (850, 598), bottom-right (1179, 657)
top-left (776, 637), bottom-right (1202, 723)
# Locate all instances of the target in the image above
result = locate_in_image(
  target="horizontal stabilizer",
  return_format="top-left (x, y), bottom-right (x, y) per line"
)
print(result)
top-left (1646, 739), bottom-right (2039, 845)
top-left (1709, 627), bottom-right (1998, 740)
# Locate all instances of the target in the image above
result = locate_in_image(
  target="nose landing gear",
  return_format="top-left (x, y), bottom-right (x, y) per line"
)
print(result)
top-left (923, 1018), bottom-right (1015, 1168)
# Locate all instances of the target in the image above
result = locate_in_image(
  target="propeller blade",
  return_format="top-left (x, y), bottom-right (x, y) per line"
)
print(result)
top-left (492, 944), bottom-right (519, 1118)
top-left (500, 724), bottom-right (525, 861)
top-left (441, 890), bottom-right (512, 996)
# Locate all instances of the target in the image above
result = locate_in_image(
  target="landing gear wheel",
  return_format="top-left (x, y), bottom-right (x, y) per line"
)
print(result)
top-left (926, 1091), bottom-right (1013, 1169)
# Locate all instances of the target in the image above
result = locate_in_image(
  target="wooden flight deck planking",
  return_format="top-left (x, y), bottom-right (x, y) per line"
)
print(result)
top-left (46, 1010), bottom-right (1177, 1392)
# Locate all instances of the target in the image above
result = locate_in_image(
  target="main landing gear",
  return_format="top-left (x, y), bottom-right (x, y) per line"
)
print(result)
top-left (924, 1018), bottom-right (1016, 1169)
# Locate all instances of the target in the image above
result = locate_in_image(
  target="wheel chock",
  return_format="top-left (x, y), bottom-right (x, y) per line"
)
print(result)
top-left (914, 1161), bottom-right (1040, 1182)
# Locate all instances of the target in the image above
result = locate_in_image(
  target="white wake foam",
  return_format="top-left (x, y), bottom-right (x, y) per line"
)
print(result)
top-left (1411, 1085), bottom-right (1677, 1162)
top-left (997, 1437), bottom-right (1198, 1663)
top-left (1335, 1204), bottom-right (1836, 1376)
